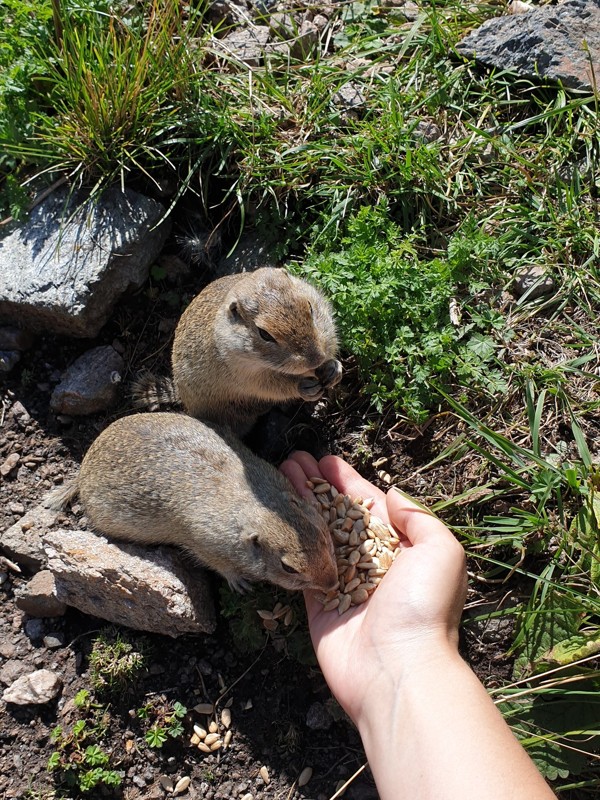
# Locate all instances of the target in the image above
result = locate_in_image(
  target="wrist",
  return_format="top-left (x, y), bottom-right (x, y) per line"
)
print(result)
top-left (351, 631), bottom-right (462, 734)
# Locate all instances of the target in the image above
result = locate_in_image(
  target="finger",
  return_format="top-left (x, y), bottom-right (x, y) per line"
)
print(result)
top-left (279, 459), bottom-right (315, 499)
top-left (288, 451), bottom-right (323, 482)
top-left (386, 488), bottom-right (459, 548)
top-left (319, 455), bottom-right (387, 508)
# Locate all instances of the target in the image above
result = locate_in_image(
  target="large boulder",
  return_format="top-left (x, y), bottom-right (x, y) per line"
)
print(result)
top-left (0, 187), bottom-right (171, 337)
top-left (456, 0), bottom-right (600, 92)
top-left (44, 528), bottom-right (216, 637)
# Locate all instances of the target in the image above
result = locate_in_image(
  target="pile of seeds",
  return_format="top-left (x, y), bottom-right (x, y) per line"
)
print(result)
top-left (190, 703), bottom-right (233, 753)
top-left (256, 601), bottom-right (293, 632)
top-left (308, 477), bottom-right (401, 615)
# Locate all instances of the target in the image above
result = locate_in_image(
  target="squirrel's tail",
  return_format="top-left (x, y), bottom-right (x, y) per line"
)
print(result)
top-left (130, 371), bottom-right (180, 412)
top-left (44, 480), bottom-right (79, 510)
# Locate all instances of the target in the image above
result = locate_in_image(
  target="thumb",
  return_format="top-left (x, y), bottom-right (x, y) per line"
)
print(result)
top-left (386, 488), bottom-right (459, 549)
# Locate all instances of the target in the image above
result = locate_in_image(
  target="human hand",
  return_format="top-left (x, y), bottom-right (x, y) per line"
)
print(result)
top-left (279, 451), bottom-right (467, 727)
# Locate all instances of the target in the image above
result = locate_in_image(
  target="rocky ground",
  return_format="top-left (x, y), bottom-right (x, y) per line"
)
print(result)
top-left (2, 1), bottom-right (599, 796)
top-left (0, 230), bottom-right (522, 799)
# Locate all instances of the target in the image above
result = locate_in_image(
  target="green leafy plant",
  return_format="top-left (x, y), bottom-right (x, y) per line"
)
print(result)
top-left (136, 698), bottom-right (188, 749)
top-left (47, 719), bottom-right (121, 793)
top-left (294, 204), bottom-right (507, 420)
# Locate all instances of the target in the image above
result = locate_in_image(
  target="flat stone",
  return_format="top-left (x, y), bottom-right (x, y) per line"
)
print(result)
top-left (43, 633), bottom-right (65, 649)
top-left (218, 26), bottom-right (270, 67)
top-left (456, 0), bottom-right (600, 92)
top-left (0, 660), bottom-right (27, 686)
top-left (50, 345), bottom-right (124, 416)
top-left (0, 453), bottom-right (20, 478)
top-left (513, 265), bottom-right (556, 299)
top-left (2, 669), bottom-right (62, 705)
top-left (24, 618), bottom-right (45, 641)
top-left (0, 501), bottom-right (62, 571)
top-left (14, 570), bottom-right (67, 618)
top-left (0, 187), bottom-right (171, 337)
top-left (44, 528), bottom-right (216, 637)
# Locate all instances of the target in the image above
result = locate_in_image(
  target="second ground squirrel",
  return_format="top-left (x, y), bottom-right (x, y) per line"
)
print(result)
top-left (133, 268), bottom-right (342, 434)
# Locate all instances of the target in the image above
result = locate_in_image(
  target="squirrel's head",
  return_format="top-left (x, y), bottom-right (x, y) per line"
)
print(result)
top-left (224, 268), bottom-right (339, 374)
top-left (242, 491), bottom-right (338, 593)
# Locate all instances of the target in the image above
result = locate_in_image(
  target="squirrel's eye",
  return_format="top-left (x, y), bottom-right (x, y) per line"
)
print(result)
top-left (257, 327), bottom-right (277, 343)
top-left (308, 301), bottom-right (313, 316)
top-left (281, 560), bottom-right (300, 575)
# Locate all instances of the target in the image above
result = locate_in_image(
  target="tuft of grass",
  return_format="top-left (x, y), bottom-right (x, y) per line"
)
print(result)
top-left (88, 627), bottom-right (148, 699)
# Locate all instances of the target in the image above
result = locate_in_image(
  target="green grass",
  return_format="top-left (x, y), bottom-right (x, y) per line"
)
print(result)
top-left (3, 0), bottom-right (600, 793)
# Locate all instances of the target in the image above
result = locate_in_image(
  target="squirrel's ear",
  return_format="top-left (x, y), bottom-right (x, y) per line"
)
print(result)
top-left (246, 532), bottom-right (261, 549)
top-left (229, 300), bottom-right (239, 319)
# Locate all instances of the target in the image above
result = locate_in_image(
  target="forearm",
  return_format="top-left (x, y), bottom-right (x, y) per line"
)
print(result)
top-left (355, 643), bottom-right (556, 800)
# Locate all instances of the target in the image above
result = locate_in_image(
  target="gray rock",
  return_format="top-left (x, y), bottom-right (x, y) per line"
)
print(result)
top-left (50, 345), bottom-right (124, 416)
top-left (333, 82), bottom-right (366, 112)
top-left (412, 119), bottom-right (442, 143)
top-left (14, 570), bottom-right (67, 618)
top-left (44, 528), bottom-right (216, 636)
top-left (43, 633), bottom-right (65, 649)
top-left (2, 669), bottom-right (62, 705)
top-left (0, 659), bottom-right (27, 686)
top-left (215, 234), bottom-right (277, 278)
top-left (306, 701), bottom-right (332, 731)
top-left (456, 0), bottom-right (600, 92)
top-left (24, 618), bottom-right (45, 641)
top-left (218, 26), bottom-right (270, 67)
top-left (0, 501), bottom-right (63, 571)
top-left (0, 326), bottom-right (34, 351)
top-left (0, 351), bottom-right (21, 372)
top-left (0, 453), bottom-right (20, 478)
top-left (0, 187), bottom-right (171, 337)
top-left (513, 265), bottom-right (556, 300)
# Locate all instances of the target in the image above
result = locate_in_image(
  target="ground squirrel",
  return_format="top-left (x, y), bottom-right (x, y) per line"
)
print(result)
top-left (48, 413), bottom-right (338, 594)
top-left (133, 268), bottom-right (342, 435)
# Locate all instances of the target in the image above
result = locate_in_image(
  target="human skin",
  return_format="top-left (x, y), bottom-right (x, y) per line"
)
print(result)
top-left (280, 452), bottom-right (556, 800)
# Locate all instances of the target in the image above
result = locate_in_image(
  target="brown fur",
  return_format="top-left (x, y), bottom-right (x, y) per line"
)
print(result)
top-left (49, 413), bottom-right (338, 594)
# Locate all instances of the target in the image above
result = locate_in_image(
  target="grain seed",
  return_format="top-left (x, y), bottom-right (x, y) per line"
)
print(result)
top-left (260, 765), bottom-right (270, 785)
top-left (338, 593), bottom-right (352, 615)
top-left (193, 724), bottom-right (207, 739)
top-left (314, 482), bottom-right (331, 494)
top-left (208, 721), bottom-right (218, 734)
top-left (197, 742), bottom-right (211, 753)
top-left (351, 588), bottom-right (369, 605)
top-left (224, 729), bottom-right (233, 748)
top-left (210, 739), bottom-right (222, 751)
top-left (324, 597), bottom-right (340, 612)
top-left (174, 776), bottom-right (191, 795)
top-left (204, 733), bottom-right (220, 746)
top-left (221, 708), bottom-right (232, 728)
top-left (298, 766), bottom-right (313, 787)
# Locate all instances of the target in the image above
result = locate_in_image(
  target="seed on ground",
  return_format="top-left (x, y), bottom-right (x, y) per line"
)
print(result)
top-left (298, 766), bottom-right (313, 787)
top-left (174, 776), bottom-right (191, 795)
top-left (260, 765), bottom-right (270, 784)
top-left (204, 733), bottom-right (220, 746)
top-left (221, 708), bottom-right (232, 728)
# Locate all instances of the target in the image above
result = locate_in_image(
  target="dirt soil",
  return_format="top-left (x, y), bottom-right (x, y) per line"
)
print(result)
top-left (0, 235), bottom-right (550, 800)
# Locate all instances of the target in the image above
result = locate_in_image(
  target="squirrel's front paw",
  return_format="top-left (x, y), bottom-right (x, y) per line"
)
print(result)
top-left (299, 376), bottom-right (325, 402)
top-left (315, 358), bottom-right (342, 389)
